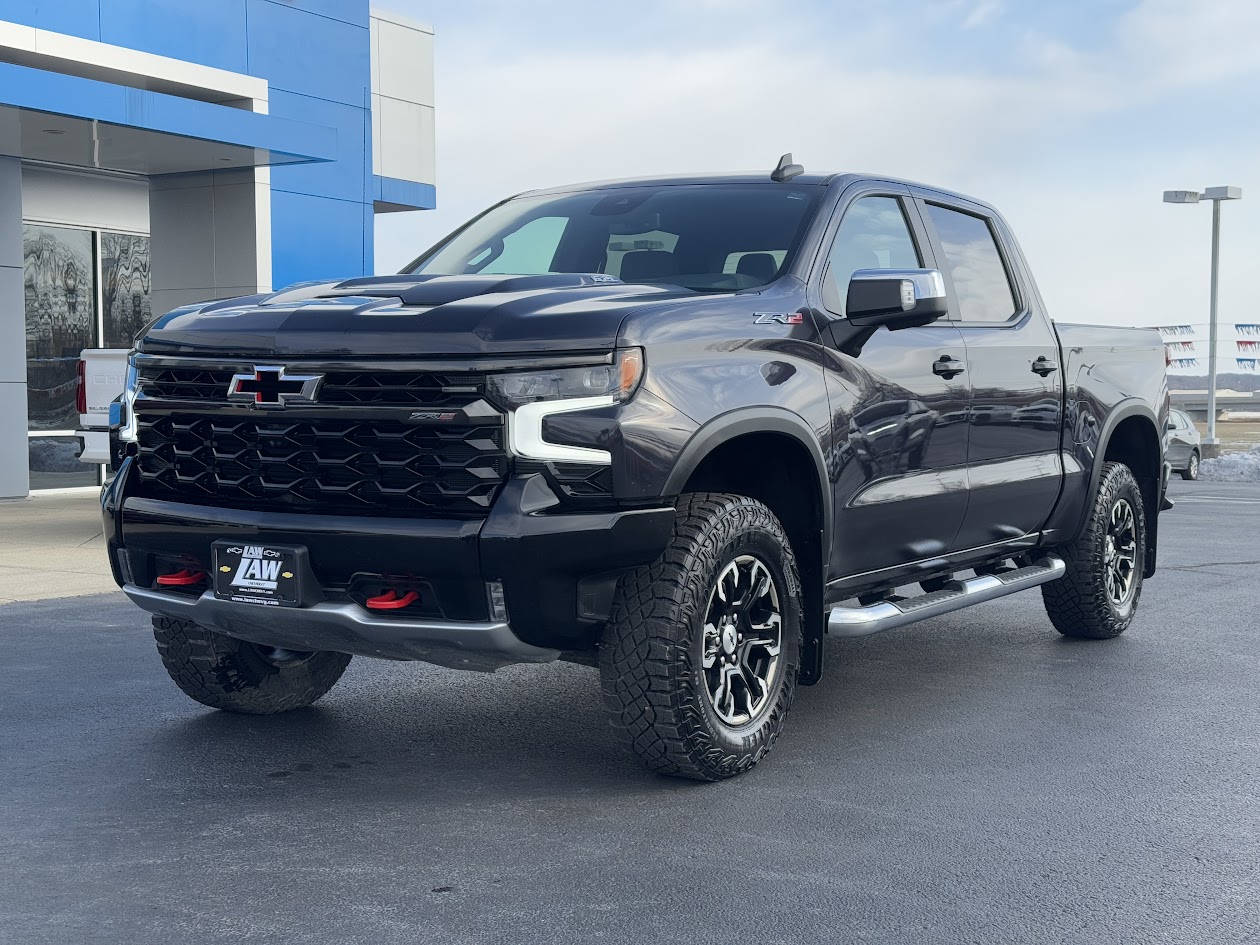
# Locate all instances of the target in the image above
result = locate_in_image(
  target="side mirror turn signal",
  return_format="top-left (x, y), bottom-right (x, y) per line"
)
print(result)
top-left (846, 269), bottom-right (949, 330)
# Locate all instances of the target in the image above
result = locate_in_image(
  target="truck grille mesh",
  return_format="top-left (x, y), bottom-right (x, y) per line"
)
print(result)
top-left (136, 365), bottom-right (482, 407)
top-left (132, 362), bottom-right (507, 516)
top-left (136, 415), bottom-right (507, 515)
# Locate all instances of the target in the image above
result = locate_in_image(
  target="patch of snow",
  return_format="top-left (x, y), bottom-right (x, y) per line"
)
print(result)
top-left (1200, 446), bottom-right (1260, 482)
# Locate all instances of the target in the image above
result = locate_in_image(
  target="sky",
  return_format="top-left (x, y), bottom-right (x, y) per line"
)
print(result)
top-left (374, 0), bottom-right (1260, 368)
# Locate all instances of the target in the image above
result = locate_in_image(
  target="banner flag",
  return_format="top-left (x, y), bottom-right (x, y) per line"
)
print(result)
top-left (1237, 324), bottom-right (1260, 337)
top-left (1165, 341), bottom-right (1196, 353)
top-left (1170, 358), bottom-right (1200, 368)
top-left (1158, 325), bottom-right (1195, 336)
top-left (1238, 359), bottom-right (1259, 371)
top-left (1239, 341), bottom-right (1260, 352)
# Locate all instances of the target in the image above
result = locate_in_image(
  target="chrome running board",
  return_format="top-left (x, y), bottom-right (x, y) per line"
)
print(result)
top-left (827, 555), bottom-right (1066, 638)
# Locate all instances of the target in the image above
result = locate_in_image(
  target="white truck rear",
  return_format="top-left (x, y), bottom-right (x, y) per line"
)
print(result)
top-left (76, 348), bottom-right (130, 466)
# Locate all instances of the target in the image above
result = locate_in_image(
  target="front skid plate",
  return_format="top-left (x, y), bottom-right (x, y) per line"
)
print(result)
top-left (124, 585), bottom-right (559, 672)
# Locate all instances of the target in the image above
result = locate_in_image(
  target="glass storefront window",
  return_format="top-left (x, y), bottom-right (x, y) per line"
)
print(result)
top-left (22, 224), bottom-right (150, 489)
top-left (23, 224), bottom-right (96, 433)
top-left (28, 435), bottom-right (99, 490)
top-left (101, 232), bottom-right (152, 348)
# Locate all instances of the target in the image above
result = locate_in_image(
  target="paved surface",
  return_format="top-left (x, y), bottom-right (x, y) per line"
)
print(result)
top-left (2, 479), bottom-right (1258, 944)
top-left (0, 491), bottom-right (113, 603)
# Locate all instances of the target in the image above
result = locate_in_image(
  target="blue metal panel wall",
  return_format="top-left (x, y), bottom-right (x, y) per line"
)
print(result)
top-left (245, 0), bottom-right (373, 288)
top-left (0, 1), bottom-right (102, 41)
top-left (1, 0), bottom-right (380, 287)
top-left (98, 0), bottom-right (250, 73)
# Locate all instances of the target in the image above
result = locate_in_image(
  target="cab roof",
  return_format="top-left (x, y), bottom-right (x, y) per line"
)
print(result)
top-left (518, 172), bottom-right (987, 210)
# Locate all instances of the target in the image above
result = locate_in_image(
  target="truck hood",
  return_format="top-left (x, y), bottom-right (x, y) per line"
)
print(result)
top-left (136, 274), bottom-right (699, 358)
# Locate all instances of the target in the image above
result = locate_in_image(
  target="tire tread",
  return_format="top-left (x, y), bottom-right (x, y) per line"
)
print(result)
top-left (599, 492), bottom-right (801, 781)
top-left (152, 616), bottom-right (350, 714)
top-left (1042, 462), bottom-right (1145, 639)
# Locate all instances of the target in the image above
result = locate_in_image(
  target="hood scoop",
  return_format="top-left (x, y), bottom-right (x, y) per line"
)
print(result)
top-left (328, 272), bottom-right (623, 306)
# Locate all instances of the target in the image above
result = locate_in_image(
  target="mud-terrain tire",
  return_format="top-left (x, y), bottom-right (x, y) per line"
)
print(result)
top-left (599, 492), bottom-right (802, 781)
top-left (152, 616), bottom-right (351, 714)
top-left (1042, 462), bottom-right (1146, 639)
top-left (1181, 450), bottom-right (1200, 481)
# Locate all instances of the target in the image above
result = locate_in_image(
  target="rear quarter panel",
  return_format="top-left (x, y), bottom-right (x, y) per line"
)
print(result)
top-left (1040, 323), bottom-right (1168, 544)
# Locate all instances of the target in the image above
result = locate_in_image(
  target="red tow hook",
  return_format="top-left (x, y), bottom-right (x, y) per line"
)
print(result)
top-left (156, 569), bottom-right (206, 587)
top-left (364, 590), bottom-right (419, 611)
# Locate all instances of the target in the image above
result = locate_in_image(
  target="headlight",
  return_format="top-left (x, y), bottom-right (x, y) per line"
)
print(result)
top-left (488, 348), bottom-right (643, 410)
top-left (492, 349), bottom-right (643, 465)
top-left (117, 360), bottom-right (139, 444)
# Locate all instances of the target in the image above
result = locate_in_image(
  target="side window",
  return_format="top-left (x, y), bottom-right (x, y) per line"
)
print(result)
top-left (924, 203), bottom-right (1018, 323)
top-left (822, 196), bottom-right (920, 314)
top-left (474, 216), bottom-right (567, 274)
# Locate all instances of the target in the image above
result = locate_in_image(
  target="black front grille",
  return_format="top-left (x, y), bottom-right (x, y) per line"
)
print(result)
top-left (136, 413), bottom-right (507, 516)
top-left (136, 364), bottom-right (486, 408)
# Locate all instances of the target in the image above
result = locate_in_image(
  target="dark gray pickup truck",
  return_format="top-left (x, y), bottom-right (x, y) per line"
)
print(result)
top-left (103, 160), bottom-right (1169, 780)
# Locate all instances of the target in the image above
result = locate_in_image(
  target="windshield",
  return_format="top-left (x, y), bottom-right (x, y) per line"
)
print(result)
top-left (408, 184), bottom-right (823, 292)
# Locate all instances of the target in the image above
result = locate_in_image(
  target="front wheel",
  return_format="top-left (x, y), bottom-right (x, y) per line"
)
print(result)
top-left (1181, 450), bottom-right (1200, 481)
top-left (599, 493), bottom-right (802, 781)
top-left (152, 616), bottom-right (351, 714)
top-left (1042, 462), bottom-right (1146, 639)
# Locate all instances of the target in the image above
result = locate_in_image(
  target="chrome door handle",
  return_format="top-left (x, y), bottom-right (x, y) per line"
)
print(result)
top-left (1032, 356), bottom-right (1059, 376)
top-left (932, 355), bottom-right (966, 378)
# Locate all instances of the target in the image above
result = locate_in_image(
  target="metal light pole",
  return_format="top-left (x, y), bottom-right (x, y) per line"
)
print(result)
top-left (1163, 186), bottom-right (1243, 446)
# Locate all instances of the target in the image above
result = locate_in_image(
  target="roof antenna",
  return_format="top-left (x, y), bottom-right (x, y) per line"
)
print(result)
top-left (771, 153), bottom-right (804, 182)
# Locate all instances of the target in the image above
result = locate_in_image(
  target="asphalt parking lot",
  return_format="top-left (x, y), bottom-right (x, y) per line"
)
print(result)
top-left (2, 479), bottom-right (1258, 945)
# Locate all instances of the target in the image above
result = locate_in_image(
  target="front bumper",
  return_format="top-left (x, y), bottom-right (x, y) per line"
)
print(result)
top-left (122, 585), bottom-right (556, 671)
top-left (103, 459), bottom-right (674, 667)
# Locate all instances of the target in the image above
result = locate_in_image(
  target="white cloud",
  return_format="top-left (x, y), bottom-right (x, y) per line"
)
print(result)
top-left (375, 0), bottom-right (1259, 335)
top-left (961, 0), bottom-right (1003, 30)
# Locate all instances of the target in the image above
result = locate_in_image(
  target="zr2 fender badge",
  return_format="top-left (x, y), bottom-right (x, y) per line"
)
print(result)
top-left (754, 312), bottom-right (805, 325)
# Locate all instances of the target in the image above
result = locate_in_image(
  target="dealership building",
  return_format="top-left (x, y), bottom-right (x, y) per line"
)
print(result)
top-left (0, 0), bottom-right (436, 497)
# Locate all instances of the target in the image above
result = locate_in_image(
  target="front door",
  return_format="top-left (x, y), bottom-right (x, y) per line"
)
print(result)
top-left (916, 197), bottom-right (1063, 550)
top-left (813, 190), bottom-right (971, 582)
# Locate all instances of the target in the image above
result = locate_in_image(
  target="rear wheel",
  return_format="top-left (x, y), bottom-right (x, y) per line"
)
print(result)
top-left (1042, 462), bottom-right (1146, 639)
top-left (1181, 450), bottom-right (1200, 481)
top-left (152, 616), bottom-right (351, 714)
top-left (599, 493), bottom-right (802, 781)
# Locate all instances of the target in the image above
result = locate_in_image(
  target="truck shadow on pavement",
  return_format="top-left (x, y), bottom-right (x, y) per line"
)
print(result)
top-left (139, 604), bottom-right (1121, 801)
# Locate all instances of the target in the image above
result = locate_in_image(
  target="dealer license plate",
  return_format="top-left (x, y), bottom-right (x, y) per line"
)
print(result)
top-left (212, 542), bottom-right (303, 607)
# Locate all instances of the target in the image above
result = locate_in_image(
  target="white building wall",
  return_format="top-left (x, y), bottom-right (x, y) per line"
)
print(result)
top-left (0, 156), bottom-right (28, 497)
top-left (370, 10), bottom-right (436, 188)
top-left (149, 168), bottom-right (272, 316)
top-left (22, 166), bottom-right (149, 233)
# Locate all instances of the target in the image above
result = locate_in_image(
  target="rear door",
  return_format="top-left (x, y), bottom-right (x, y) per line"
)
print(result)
top-left (812, 184), bottom-right (971, 581)
top-left (914, 193), bottom-right (1064, 549)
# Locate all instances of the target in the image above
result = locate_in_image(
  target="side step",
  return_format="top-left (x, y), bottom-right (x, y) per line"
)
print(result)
top-left (827, 555), bottom-right (1066, 638)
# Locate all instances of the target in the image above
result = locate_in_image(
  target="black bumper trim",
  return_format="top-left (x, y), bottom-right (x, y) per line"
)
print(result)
top-left (124, 585), bottom-right (559, 672)
top-left (107, 467), bottom-right (677, 653)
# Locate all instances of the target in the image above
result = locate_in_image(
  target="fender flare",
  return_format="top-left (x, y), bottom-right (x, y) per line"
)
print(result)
top-left (1076, 399), bottom-right (1162, 549)
top-left (662, 407), bottom-right (833, 685)
top-left (662, 406), bottom-right (833, 580)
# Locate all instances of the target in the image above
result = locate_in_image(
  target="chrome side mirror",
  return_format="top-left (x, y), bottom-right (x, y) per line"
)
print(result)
top-left (846, 268), bottom-right (949, 330)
